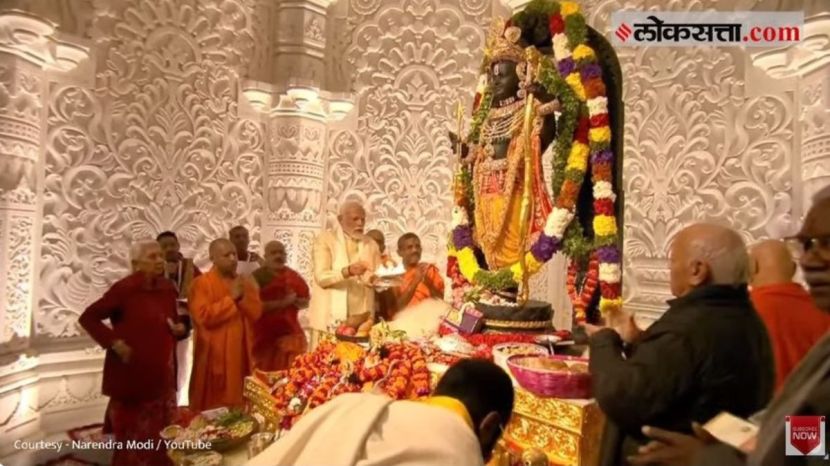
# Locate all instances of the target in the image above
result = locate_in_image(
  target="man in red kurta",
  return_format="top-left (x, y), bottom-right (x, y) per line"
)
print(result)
top-left (189, 238), bottom-right (262, 411)
top-left (252, 240), bottom-right (310, 371)
top-left (749, 239), bottom-right (830, 390)
top-left (394, 233), bottom-right (445, 315)
top-left (79, 241), bottom-right (188, 466)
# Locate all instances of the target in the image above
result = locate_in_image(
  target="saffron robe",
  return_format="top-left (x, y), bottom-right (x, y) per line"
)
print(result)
top-left (188, 268), bottom-right (262, 411)
top-left (252, 266), bottom-right (309, 371)
top-left (394, 263), bottom-right (445, 313)
top-left (244, 393), bottom-right (483, 466)
top-left (79, 272), bottom-right (181, 466)
top-left (750, 282), bottom-right (830, 390)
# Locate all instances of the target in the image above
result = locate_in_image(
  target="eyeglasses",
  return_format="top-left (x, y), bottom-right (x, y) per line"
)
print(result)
top-left (784, 235), bottom-right (830, 260)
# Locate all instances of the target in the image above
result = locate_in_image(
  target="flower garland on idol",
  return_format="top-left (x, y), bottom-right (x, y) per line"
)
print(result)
top-left (447, 0), bottom-right (622, 324)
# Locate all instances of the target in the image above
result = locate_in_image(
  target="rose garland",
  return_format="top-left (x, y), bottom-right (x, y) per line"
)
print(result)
top-left (448, 0), bottom-right (622, 322)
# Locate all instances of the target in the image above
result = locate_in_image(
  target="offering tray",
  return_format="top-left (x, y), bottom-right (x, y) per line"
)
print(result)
top-left (163, 408), bottom-right (259, 454)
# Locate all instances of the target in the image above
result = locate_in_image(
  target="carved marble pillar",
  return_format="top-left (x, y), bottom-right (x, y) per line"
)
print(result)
top-left (265, 102), bottom-right (329, 279)
top-left (242, 84), bottom-right (353, 279)
top-left (274, 0), bottom-right (330, 88)
top-left (0, 12), bottom-right (87, 355)
top-left (752, 10), bottom-right (830, 213)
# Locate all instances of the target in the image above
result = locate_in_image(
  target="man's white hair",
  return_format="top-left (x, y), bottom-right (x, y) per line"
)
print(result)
top-left (129, 240), bottom-right (159, 262)
top-left (688, 233), bottom-right (749, 285)
top-left (338, 199), bottom-right (365, 217)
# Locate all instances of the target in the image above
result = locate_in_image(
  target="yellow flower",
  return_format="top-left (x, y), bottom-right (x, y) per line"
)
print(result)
top-left (457, 248), bottom-right (480, 282)
top-left (509, 253), bottom-right (543, 282)
top-left (593, 215), bottom-right (618, 237)
top-left (572, 45), bottom-right (596, 62)
top-left (565, 142), bottom-right (590, 172)
top-left (599, 297), bottom-right (623, 314)
top-left (561, 1), bottom-right (580, 17)
top-left (589, 126), bottom-right (611, 144)
top-left (565, 73), bottom-right (586, 101)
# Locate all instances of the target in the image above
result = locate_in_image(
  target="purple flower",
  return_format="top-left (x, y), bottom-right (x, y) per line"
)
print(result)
top-left (591, 149), bottom-right (614, 164)
top-left (580, 63), bottom-right (602, 80)
top-left (596, 245), bottom-right (620, 263)
top-left (558, 58), bottom-right (576, 77)
top-left (452, 226), bottom-right (474, 249)
top-left (530, 234), bottom-right (561, 262)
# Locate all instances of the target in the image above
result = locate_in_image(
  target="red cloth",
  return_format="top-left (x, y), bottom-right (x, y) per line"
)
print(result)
top-left (750, 283), bottom-right (830, 391)
top-left (253, 267), bottom-right (309, 372)
top-left (254, 267), bottom-right (309, 343)
top-left (106, 383), bottom-right (175, 466)
top-left (79, 273), bottom-right (181, 401)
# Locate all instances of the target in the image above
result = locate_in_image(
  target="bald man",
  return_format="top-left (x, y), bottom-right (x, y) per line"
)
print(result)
top-left (588, 223), bottom-right (774, 466)
top-left (188, 238), bottom-right (262, 410)
top-left (630, 194), bottom-right (830, 466)
top-left (749, 240), bottom-right (830, 391)
top-left (252, 241), bottom-right (310, 371)
top-left (308, 201), bottom-right (382, 341)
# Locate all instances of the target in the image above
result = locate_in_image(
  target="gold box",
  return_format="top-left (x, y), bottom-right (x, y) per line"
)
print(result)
top-left (498, 388), bottom-right (605, 466)
top-left (243, 376), bottom-right (281, 431)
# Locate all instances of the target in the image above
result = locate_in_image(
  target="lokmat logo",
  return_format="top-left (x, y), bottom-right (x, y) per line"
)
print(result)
top-left (785, 416), bottom-right (826, 456)
top-left (611, 11), bottom-right (803, 47)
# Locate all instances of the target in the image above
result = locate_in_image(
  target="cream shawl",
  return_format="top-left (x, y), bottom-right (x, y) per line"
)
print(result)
top-left (245, 393), bottom-right (484, 466)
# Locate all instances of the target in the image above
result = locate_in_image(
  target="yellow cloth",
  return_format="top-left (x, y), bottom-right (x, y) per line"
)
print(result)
top-left (420, 396), bottom-right (474, 429)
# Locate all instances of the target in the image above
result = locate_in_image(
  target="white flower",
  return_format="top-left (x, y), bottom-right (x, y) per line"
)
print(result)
top-left (552, 34), bottom-right (571, 60)
top-left (544, 207), bottom-right (574, 237)
top-left (476, 73), bottom-right (488, 93)
top-left (593, 181), bottom-right (617, 201)
top-left (599, 263), bottom-right (622, 283)
top-left (587, 97), bottom-right (608, 117)
top-left (451, 205), bottom-right (469, 228)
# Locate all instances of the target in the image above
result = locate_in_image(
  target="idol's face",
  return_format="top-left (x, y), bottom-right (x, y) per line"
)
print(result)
top-left (490, 61), bottom-right (520, 103)
top-left (135, 243), bottom-right (165, 277)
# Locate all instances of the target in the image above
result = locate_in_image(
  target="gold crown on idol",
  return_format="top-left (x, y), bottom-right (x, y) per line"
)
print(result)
top-left (486, 18), bottom-right (525, 64)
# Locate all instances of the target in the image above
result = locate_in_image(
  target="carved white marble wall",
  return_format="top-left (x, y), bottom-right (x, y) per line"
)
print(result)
top-left (1, 1), bottom-right (264, 459)
top-left (37, 0), bottom-right (264, 343)
top-left (0, 54), bottom-right (41, 355)
top-left (0, 9), bottom-right (91, 459)
top-left (323, 0), bottom-right (507, 287)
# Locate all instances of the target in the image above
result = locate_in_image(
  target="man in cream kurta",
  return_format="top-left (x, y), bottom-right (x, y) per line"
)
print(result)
top-left (308, 201), bottom-right (382, 336)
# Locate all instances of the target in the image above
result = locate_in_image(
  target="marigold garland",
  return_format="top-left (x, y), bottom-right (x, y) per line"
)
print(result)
top-left (448, 0), bottom-right (622, 325)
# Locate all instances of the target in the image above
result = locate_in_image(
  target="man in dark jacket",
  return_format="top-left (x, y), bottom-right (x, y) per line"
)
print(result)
top-left (588, 223), bottom-right (775, 466)
top-left (629, 193), bottom-right (830, 466)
